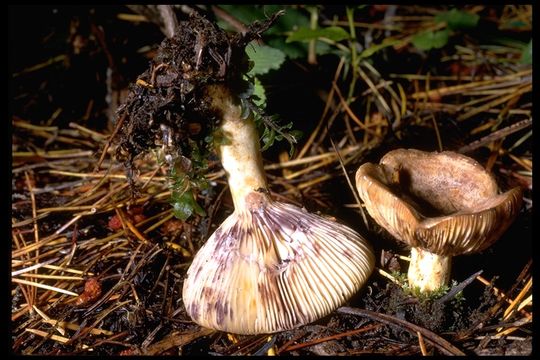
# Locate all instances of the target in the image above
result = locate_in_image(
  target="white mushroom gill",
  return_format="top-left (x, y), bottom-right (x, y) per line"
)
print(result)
top-left (182, 84), bottom-right (374, 334)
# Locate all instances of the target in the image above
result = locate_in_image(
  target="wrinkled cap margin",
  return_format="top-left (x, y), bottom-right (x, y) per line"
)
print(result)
top-left (355, 149), bottom-right (522, 256)
top-left (183, 198), bottom-right (375, 335)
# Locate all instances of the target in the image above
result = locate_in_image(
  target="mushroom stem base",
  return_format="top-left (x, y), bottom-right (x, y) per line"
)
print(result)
top-left (407, 247), bottom-right (451, 293)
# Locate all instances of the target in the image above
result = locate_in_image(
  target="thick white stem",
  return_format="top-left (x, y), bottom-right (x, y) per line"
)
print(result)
top-left (407, 247), bottom-right (451, 293)
top-left (207, 85), bottom-right (268, 209)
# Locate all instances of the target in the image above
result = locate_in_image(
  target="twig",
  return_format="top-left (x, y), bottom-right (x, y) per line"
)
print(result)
top-left (297, 57), bottom-right (346, 159)
top-left (17, 274), bottom-right (84, 281)
top-left (11, 260), bottom-right (94, 276)
top-left (32, 305), bottom-right (66, 336)
top-left (13, 149), bottom-right (93, 159)
top-left (437, 269), bottom-right (483, 305)
top-left (48, 169), bottom-right (167, 182)
top-left (276, 330), bottom-right (308, 354)
top-left (377, 268), bottom-right (402, 285)
top-left (357, 64), bottom-right (392, 116)
top-left (459, 118), bottom-right (532, 153)
top-left (337, 307), bottom-right (466, 355)
top-left (25, 328), bottom-right (89, 349)
top-left (429, 113), bottom-right (443, 152)
top-left (95, 113), bottom-right (126, 172)
top-left (12, 278), bottom-right (79, 297)
top-left (410, 69), bottom-right (531, 99)
top-left (417, 331), bottom-right (428, 356)
top-left (503, 277), bottom-right (532, 320)
top-left (117, 209), bottom-right (149, 244)
top-left (457, 84), bottom-right (531, 121)
top-left (281, 323), bottom-right (382, 352)
top-left (12, 236), bottom-right (66, 259)
top-left (517, 294), bottom-right (532, 312)
top-left (140, 328), bottom-right (214, 355)
top-left (329, 137), bottom-right (369, 229)
top-left (11, 258), bottom-right (58, 276)
top-left (11, 55), bottom-right (67, 77)
top-left (69, 122), bottom-right (108, 141)
top-left (252, 336), bottom-right (277, 356)
top-left (142, 211), bottom-right (175, 234)
top-left (477, 317), bottom-right (532, 333)
top-left (228, 334), bottom-right (268, 355)
top-left (332, 82), bottom-right (379, 134)
top-left (211, 5), bottom-right (248, 33)
top-left (42, 319), bottom-right (113, 336)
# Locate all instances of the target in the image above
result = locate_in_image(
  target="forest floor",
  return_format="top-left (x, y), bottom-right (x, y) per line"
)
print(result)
top-left (10, 5), bottom-right (532, 355)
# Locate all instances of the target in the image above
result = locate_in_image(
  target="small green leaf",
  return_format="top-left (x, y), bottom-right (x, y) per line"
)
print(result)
top-left (520, 40), bottom-right (532, 65)
top-left (314, 40), bottom-right (333, 55)
top-left (288, 130), bottom-right (303, 145)
top-left (286, 26), bottom-right (350, 43)
top-left (359, 38), bottom-right (402, 59)
top-left (434, 8), bottom-right (479, 30)
top-left (171, 190), bottom-right (205, 221)
top-left (412, 29), bottom-right (449, 51)
top-left (246, 43), bottom-right (286, 76)
top-left (252, 77), bottom-right (267, 108)
top-left (260, 126), bottom-right (276, 152)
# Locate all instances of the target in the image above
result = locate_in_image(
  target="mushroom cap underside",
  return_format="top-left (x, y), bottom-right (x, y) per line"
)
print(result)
top-left (355, 149), bottom-right (522, 256)
top-left (183, 199), bottom-right (375, 335)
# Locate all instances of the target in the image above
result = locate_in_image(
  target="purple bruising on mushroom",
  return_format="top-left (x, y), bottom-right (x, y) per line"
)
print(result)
top-left (182, 83), bottom-right (374, 334)
top-left (183, 195), bottom-right (375, 334)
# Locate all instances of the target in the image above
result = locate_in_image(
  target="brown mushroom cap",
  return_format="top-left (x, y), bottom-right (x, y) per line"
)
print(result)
top-left (183, 195), bottom-right (374, 335)
top-left (355, 149), bottom-right (522, 256)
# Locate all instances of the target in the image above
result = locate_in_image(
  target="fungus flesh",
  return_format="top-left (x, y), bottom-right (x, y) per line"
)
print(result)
top-left (183, 85), bottom-right (375, 334)
top-left (355, 149), bottom-right (522, 293)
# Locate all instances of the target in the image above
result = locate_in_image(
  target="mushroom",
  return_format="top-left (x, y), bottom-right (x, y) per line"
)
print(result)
top-left (182, 84), bottom-right (375, 335)
top-left (355, 148), bottom-right (522, 293)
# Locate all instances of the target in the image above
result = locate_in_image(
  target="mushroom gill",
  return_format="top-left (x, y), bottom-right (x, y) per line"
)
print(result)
top-left (355, 148), bottom-right (522, 293)
top-left (182, 193), bottom-right (374, 335)
top-left (182, 84), bottom-right (374, 334)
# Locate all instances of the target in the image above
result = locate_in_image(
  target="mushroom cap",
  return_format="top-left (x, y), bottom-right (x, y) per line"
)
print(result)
top-left (355, 149), bottom-right (522, 256)
top-left (182, 194), bottom-right (374, 335)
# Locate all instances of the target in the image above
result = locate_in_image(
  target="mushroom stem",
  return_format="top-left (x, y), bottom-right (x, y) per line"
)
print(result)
top-left (407, 247), bottom-right (451, 293)
top-left (183, 84), bottom-right (375, 334)
top-left (207, 84), bottom-right (268, 209)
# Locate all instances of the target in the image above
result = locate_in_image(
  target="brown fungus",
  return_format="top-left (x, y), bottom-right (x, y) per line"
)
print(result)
top-left (355, 148), bottom-right (522, 293)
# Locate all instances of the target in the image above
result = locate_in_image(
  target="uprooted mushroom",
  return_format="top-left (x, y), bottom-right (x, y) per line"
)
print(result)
top-left (355, 148), bottom-right (522, 293)
top-left (182, 84), bottom-right (374, 334)
top-left (114, 11), bottom-right (375, 335)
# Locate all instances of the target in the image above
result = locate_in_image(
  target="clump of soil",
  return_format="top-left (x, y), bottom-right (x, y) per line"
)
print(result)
top-left (113, 10), bottom-right (283, 186)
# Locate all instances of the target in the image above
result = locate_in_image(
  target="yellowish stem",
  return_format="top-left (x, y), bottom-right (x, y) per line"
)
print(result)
top-left (206, 85), bottom-right (268, 209)
top-left (408, 247), bottom-right (451, 293)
